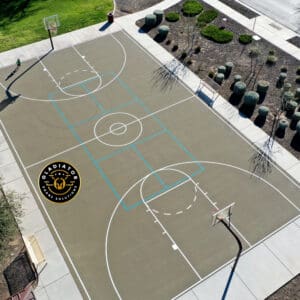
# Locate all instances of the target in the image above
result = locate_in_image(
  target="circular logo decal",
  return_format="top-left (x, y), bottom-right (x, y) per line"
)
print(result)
top-left (39, 161), bottom-right (80, 203)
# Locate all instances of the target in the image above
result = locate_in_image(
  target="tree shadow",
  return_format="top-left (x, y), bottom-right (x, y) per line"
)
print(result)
top-left (152, 59), bottom-right (187, 91)
top-left (154, 33), bottom-right (167, 43)
top-left (228, 93), bottom-right (243, 106)
top-left (254, 115), bottom-right (266, 127)
top-left (275, 127), bottom-right (286, 138)
top-left (0, 91), bottom-right (21, 111)
top-left (138, 24), bottom-right (152, 33)
top-left (239, 103), bottom-right (255, 118)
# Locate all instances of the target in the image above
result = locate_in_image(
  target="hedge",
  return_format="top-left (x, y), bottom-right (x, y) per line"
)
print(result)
top-left (165, 12), bottom-right (180, 22)
top-left (201, 24), bottom-right (233, 43)
top-left (182, 0), bottom-right (203, 16)
top-left (197, 9), bottom-right (218, 25)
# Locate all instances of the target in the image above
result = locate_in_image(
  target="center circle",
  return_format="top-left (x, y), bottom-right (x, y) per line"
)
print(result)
top-left (93, 112), bottom-right (143, 147)
top-left (109, 122), bottom-right (127, 136)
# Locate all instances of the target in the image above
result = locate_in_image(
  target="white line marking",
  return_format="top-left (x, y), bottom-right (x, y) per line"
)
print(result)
top-left (61, 75), bottom-right (99, 90)
top-left (0, 120), bottom-right (91, 300)
top-left (176, 211), bottom-right (183, 215)
top-left (172, 244), bottom-right (178, 250)
top-left (25, 95), bottom-right (195, 169)
top-left (152, 209), bottom-right (159, 214)
top-left (186, 205), bottom-right (192, 210)
top-left (163, 213), bottom-right (172, 216)
top-left (140, 176), bottom-right (202, 280)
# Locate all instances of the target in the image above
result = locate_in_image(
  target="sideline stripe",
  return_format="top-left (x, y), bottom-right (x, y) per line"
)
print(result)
top-left (0, 120), bottom-right (92, 300)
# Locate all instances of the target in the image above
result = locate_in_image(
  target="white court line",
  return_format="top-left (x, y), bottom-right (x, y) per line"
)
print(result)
top-left (25, 94), bottom-right (195, 169)
top-left (0, 120), bottom-right (91, 300)
top-left (164, 167), bottom-right (251, 247)
top-left (172, 214), bottom-right (300, 300)
top-left (61, 74), bottom-right (98, 90)
top-left (120, 29), bottom-right (300, 189)
top-left (139, 175), bottom-right (202, 280)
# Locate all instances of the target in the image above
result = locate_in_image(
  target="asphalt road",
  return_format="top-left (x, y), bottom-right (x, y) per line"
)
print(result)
top-left (239, 0), bottom-right (300, 33)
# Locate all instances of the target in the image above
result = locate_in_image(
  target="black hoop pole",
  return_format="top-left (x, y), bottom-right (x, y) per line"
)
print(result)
top-left (220, 219), bottom-right (243, 300)
top-left (48, 29), bottom-right (54, 49)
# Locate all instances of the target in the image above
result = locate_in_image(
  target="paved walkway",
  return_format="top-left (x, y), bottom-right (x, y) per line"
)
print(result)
top-left (0, 0), bottom-right (299, 299)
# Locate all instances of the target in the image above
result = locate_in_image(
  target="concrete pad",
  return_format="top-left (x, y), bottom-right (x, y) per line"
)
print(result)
top-left (263, 222), bottom-right (300, 275)
top-left (0, 161), bottom-right (23, 184)
top-left (19, 208), bottom-right (47, 236)
top-left (33, 287), bottom-right (49, 300)
top-left (191, 265), bottom-right (256, 300)
top-left (45, 273), bottom-right (82, 300)
top-left (237, 243), bottom-right (292, 299)
top-left (286, 163), bottom-right (300, 184)
top-left (0, 149), bottom-right (15, 167)
top-left (2, 176), bottom-right (31, 195)
top-left (35, 227), bottom-right (59, 253)
top-left (38, 247), bottom-right (70, 286)
top-left (241, 125), bottom-right (267, 144)
top-left (0, 133), bottom-right (9, 152)
top-left (295, 217), bottom-right (300, 227)
top-left (177, 289), bottom-right (198, 300)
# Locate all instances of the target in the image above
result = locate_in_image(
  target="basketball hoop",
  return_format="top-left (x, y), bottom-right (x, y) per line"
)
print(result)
top-left (212, 202), bottom-right (235, 227)
top-left (43, 15), bottom-right (60, 49)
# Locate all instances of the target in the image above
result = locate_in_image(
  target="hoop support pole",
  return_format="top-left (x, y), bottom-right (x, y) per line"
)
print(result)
top-left (48, 29), bottom-right (54, 50)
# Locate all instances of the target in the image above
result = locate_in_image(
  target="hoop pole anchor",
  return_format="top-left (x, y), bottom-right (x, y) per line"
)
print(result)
top-left (47, 29), bottom-right (54, 49)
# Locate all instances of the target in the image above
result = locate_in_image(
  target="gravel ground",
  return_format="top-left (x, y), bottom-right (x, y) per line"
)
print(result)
top-left (137, 0), bottom-right (300, 159)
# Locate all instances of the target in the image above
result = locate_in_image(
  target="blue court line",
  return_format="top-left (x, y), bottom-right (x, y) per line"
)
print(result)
top-left (96, 129), bottom-right (166, 163)
top-left (62, 75), bottom-right (99, 90)
top-left (130, 144), bottom-right (166, 188)
top-left (49, 94), bottom-right (124, 208)
top-left (80, 84), bottom-right (105, 112)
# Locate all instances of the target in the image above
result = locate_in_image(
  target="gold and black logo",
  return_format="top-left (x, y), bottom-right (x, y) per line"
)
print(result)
top-left (39, 161), bottom-right (80, 203)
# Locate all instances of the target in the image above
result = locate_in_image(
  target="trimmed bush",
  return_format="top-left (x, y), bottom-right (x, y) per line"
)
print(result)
top-left (258, 106), bottom-right (269, 117)
top-left (233, 75), bottom-right (242, 83)
top-left (194, 46), bottom-right (201, 53)
top-left (215, 73), bottom-right (224, 85)
top-left (225, 62), bottom-right (233, 77)
top-left (280, 66), bottom-right (288, 72)
top-left (256, 80), bottom-right (269, 94)
top-left (145, 14), bottom-right (157, 27)
top-left (239, 34), bottom-right (252, 45)
top-left (201, 24), bottom-right (234, 44)
top-left (296, 67), bottom-right (300, 75)
top-left (197, 9), bottom-right (218, 24)
top-left (243, 91), bottom-right (259, 106)
top-left (283, 83), bottom-right (292, 92)
top-left (292, 111), bottom-right (300, 122)
top-left (182, 0), bottom-right (203, 16)
top-left (217, 65), bottom-right (226, 74)
top-left (296, 76), bottom-right (300, 84)
top-left (248, 47), bottom-right (260, 58)
top-left (279, 73), bottom-right (287, 81)
top-left (266, 55), bottom-right (278, 65)
top-left (208, 70), bottom-right (215, 78)
top-left (165, 11), bottom-right (180, 22)
top-left (278, 119), bottom-right (289, 130)
top-left (154, 10), bottom-right (164, 24)
top-left (158, 25), bottom-right (169, 37)
top-left (286, 101), bottom-right (298, 116)
top-left (233, 81), bottom-right (246, 95)
top-left (283, 91), bottom-right (294, 103)
top-left (172, 44), bottom-right (178, 51)
top-left (296, 121), bottom-right (300, 134)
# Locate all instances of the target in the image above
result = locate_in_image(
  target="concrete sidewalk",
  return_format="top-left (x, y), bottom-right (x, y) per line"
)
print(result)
top-left (0, 0), bottom-right (299, 299)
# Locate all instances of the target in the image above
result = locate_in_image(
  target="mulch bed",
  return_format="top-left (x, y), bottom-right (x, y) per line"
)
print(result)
top-left (288, 36), bottom-right (300, 49)
top-left (136, 0), bottom-right (300, 159)
top-left (218, 0), bottom-right (259, 19)
top-left (266, 273), bottom-right (300, 300)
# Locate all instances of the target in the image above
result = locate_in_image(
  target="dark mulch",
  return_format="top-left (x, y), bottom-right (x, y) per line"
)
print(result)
top-left (115, 0), bottom-right (163, 16)
top-left (265, 273), bottom-right (300, 300)
top-left (218, 0), bottom-right (259, 19)
top-left (137, 0), bottom-right (300, 159)
top-left (287, 36), bottom-right (300, 48)
top-left (3, 252), bottom-right (36, 296)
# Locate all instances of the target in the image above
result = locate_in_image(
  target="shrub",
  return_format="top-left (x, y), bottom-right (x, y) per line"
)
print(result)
top-left (239, 34), bottom-right (252, 45)
top-left (153, 10), bottom-right (164, 24)
top-left (258, 106), bottom-right (269, 117)
top-left (296, 76), bottom-right (300, 84)
top-left (180, 51), bottom-right (187, 60)
top-left (286, 101), bottom-right (298, 116)
top-left (243, 91), bottom-right (259, 106)
top-left (257, 80), bottom-right (269, 94)
top-left (208, 70), bottom-right (215, 78)
top-left (182, 0), bottom-right (203, 16)
top-left (233, 81), bottom-right (246, 95)
top-left (278, 119), bottom-right (289, 130)
top-left (295, 88), bottom-right (300, 100)
top-left (225, 62), bottom-right (233, 77)
top-left (292, 111), bottom-right (300, 122)
top-left (197, 9), bottom-right (218, 24)
top-left (194, 46), bottom-right (201, 53)
top-left (269, 50), bottom-right (275, 55)
top-left (283, 83), bottom-right (292, 92)
top-left (201, 24), bottom-right (234, 43)
top-left (217, 65), bottom-right (226, 74)
top-left (280, 66), bottom-right (288, 72)
top-left (145, 14), bottom-right (157, 27)
top-left (172, 44), bottom-right (178, 51)
top-left (197, 21), bottom-right (207, 28)
top-left (215, 73), bottom-right (224, 85)
top-left (278, 72), bottom-right (287, 82)
top-left (165, 12), bottom-right (180, 22)
top-left (283, 91), bottom-right (294, 104)
top-left (248, 47), bottom-right (260, 58)
top-left (297, 67), bottom-right (300, 75)
top-left (296, 121), bottom-right (300, 134)
top-left (233, 74), bottom-right (242, 83)
top-left (158, 25), bottom-right (169, 37)
top-left (266, 55), bottom-right (278, 65)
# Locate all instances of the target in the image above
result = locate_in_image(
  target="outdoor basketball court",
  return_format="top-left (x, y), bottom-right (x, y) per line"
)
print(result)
top-left (0, 29), bottom-right (299, 299)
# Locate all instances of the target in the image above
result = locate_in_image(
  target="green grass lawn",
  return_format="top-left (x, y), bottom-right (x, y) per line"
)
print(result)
top-left (0, 0), bottom-right (113, 53)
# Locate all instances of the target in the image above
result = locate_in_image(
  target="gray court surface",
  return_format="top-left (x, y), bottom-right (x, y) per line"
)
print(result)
top-left (0, 30), bottom-right (299, 300)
